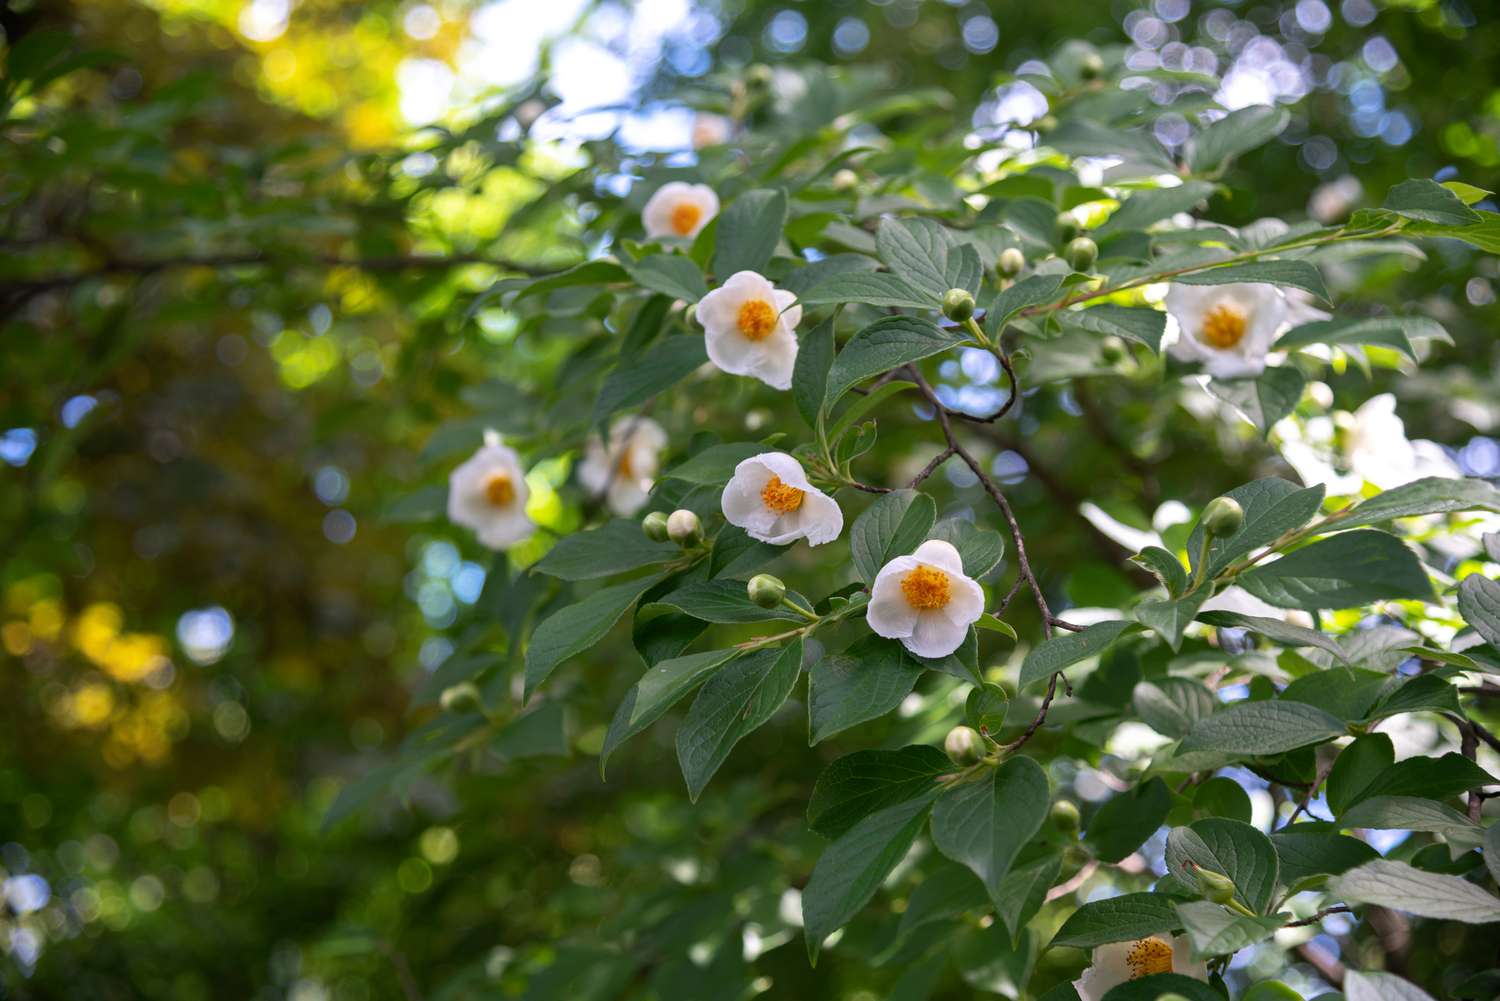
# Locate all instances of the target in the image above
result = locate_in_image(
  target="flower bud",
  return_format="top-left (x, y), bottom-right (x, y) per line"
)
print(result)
top-left (944, 725), bottom-right (986, 765)
top-left (997, 247), bottom-right (1026, 278)
top-left (831, 168), bottom-right (859, 192)
top-left (1050, 799), bottom-right (1081, 832)
top-left (439, 681), bottom-right (483, 714)
top-left (1055, 211), bottom-right (1081, 243)
top-left (1099, 336), bottom-right (1126, 364)
top-left (941, 288), bottom-right (976, 323)
top-left (1080, 51), bottom-right (1105, 81)
top-left (1201, 496), bottom-right (1245, 538)
top-left (1156, 995), bottom-right (1192, 1001)
top-left (1065, 237), bottom-right (1098, 273)
top-left (1187, 861), bottom-right (1238, 905)
top-left (666, 509), bottom-right (703, 547)
top-left (747, 573), bottom-right (787, 609)
top-left (642, 510), bottom-right (671, 542)
top-left (746, 63), bottom-right (773, 90)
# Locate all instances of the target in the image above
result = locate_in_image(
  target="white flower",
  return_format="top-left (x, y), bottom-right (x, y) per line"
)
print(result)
top-left (448, 432), bottom-right (534, 550)
top-left (1343, 393), bottom-right (1461, 489)
top-left (577, 416), bottom-right (668, 516)
top-left (642, 182), bottom-right (719, 240)
top-left (721, 452), bottom-right (842, 546)
top-left (1308, 174), bottom-right (1363, 223)
top-left (1165, 282), bottom-right (1287, 379)
top-left (867, 540), bottom-right (984, 659)
top-left (695, 270), bottom-right (801, 390)
top-left (691, 113), bottom-right (732, 150)
top-left (1072, 935), bottom-right (1207, 1001)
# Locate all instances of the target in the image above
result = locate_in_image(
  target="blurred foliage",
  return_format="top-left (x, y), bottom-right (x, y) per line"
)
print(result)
top-left (2, 2), bottom-right (1499, 1001)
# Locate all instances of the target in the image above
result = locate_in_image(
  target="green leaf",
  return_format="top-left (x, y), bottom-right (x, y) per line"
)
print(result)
top-left (1178, 700), bottom-right (1346, 757)
top-left (1098, 181), bottom-right (1218, 236)
top-left (965, 683), bottom-right (1010, 738)
top-left (491, 700), bottom-right (568, 760)
top-left (975, 613), bottom-right (1018, 640)
top-left (826, 379), bottom-right (917, 445)
top-left (1088, 777), bottom-right (1172, 863)
top-left (708, 524), bottom-right (784, 580)
top-left (1337, 796), bottom-right (1484, 850)
top-left (849, 489), bottom-right (937, 584)
top-left (1019, 620), bottom-right (1139, 688)
top-left (1057, 304), bottom-right (1167, 353)
top-left (1382, 178), bottom-right (1483, 227)
top-left (1135, 590), bottom-right (1209, 651)
top-left (1336, 476), bottom-right (1500, 529)
top-left (996, 853), bottom-right (1063, 942)
top-left (661, 442), bottom-right (763, 484)
top-left (1197, 610), bottom-right (1350, 665)
top-left (1349, 752), bottom-right (1497, 807)
top-left (1459, 573), bottom-right (1500, 647)
top-left (1280, 666), bottom-right (1389, 723)
top-left (1204, 366), bottom-right (1306, 436)
top-left (515, 259), bottom-right (629, 301)
top-left (796, 269), bottom-right (935, 309)
top-left (808, 635), bottom-right (925, 744)
top-left (1050, 892), bottom-right (1181, 949)
top-left (648, 580), bottom-right (811, 623)
top-left (1270, 830), bottom-right (1379, 886)
top-left (823, 315), bottom-right (968, 407)
top-left (792, 316), bottom-right (835, 429)
top-left (1367, 673), bottom-right (1460, 721)
top-left (930, 757), bottom-right (1050, 908)
top-left (1194, 776), bottom-right (1252, 824)
top-left (533, 520), bottom-right (680, 581)
top-left (1187, 478), bottom-right (1325, 580)
top-left (1173, 899), bottom-right (1284, 959)
top-left (780, 253), bottom-right (881, 297)
top-left (1404, 208), bottom-right (1500, 253)
top-left (1166, 818), bottom-right (1280, 914)
top-left (1187, 105), bottom-right (1291, 174)
top-left (806, 745), bottom-right (951, 839)
top-left (802, 796), bottom-right (935, 964)
top-left (1486, 822), bottom-right (1500, 888)
top-left (944, 242), bottom-right (983, 295)
top-left (1174, 259), bottom-right (1329, 303)
top-left (600, 648), bottom-right (739, 774)
top-left (1331, 859), bottom-right (1500, 923)
top-left (1132, 546), bottom-right (1188, 597)
top-left (1344, 971), bottom-right (1440, 1001)
top-left (713, 188), bottom-right (787, 276)
top-left (676, 639), bottom-right (803, 801)
top-left (984, 273), bottom-right (1065, 337)
top-left (524, 572), bottom-right (668, 697)
top-left (592, 336), bottom-right (708, 429)
top-left (1277, 315), bottom-right (1450, 361)
top-left (1132, 678), bottom-right (1215, 739)
top-left (895, 861), bottom-right (990, 942)
top-left (623, 253), bottom-right (708, 301)
top-left (1237, 530), bottom-right (1434, 611)
top-left (876, 216), bottom-right (955, 297)
top-left (929, 518), bottom-right (1005, 578)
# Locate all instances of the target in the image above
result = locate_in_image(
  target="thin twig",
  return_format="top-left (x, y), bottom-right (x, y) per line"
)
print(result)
top-left (1285, 905), bottom-right (1353, 928)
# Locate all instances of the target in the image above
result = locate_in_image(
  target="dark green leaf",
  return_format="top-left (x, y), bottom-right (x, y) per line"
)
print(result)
top-left (823, 315), bottom-right (967, 407)
top-left (930, 756), bottom-right (1050, 907)
top-left (1099, 182), bottom-right (1218, 235)
top-left (1187, 478), bottom-right (1325, 580)
top-left (648, 580), bottom-right (811, 623)
top-left (1197, 610), bottom-right (1350, 665)
top-left (1165, 818), bottom-right (1280, 914)
top-left (1135, 590), bottom-right (1209, 651)
top-left (676, 640), bottom-right (803, 801)
top-left (1332, 859), bottom-right (1500, 923)
top-left (965, 683), bottom-right (1010, 737)
top-left (1335, 476), bottom-right (1500, 530)
top-left (1271, 830), bottom-right (1379, 885)
top-left (661, 442), bottom-right (763, 484)
top-left (1383, 178), bottom-right (1483, 227)
top-left (984, 273), bottom-right (1065, 337)
top-left (1187, 105), bottom-right (1291, 174)
top-left (1050, 892), bottom-right (1181, 949)
top-left (1175, 259), bottom-right (1329, 303)
top-left (1132, 678), bottom-right (1216, 739)
top-left (1204, 366), bottom-right (1307, 436)
top-left (792, 317), bottom-right (836, 429)
top-left (1019, 620), bottom-right (1139, 688)
top-left (1057, 304), bottom-right (1167, 353)
top-left (524, 573), bottom-right (668, 696)
top-left (1237, 530), bottom-right (1434, 611)
top-left (623, 253), bottom-right (708, 301)
top-left (929, 517), bottom-right (1005, 578)
top-left (876, 216), bottom-right (954, 297)
top-left (593, 336), bottom-right (708, 429)
top-left (1458, 573), bottom-right (1500, 647)
top-left (797, 269), bottom-right (934, 308)
top-left (1277, 315), bottom-right (1449, 361)
top-left (807, 745), bottom-right (951, 839)
top-left (1178, 700), bottom-right (1346, 757)
top-left (1326, 733), bottom-right (1394, 816)
top-left (600, 648), bottom-right (739, 774)
top-left (808, 635), bottom-right (925, 744)
top-left (849, 489), bottom-right (937, 584)
top-left (713, 188), bottom-right (787, 276)
top-left (533, 520), bottom-right (680, 581)
top-left (1132, 546), bottom-right (1188, 597)
top-left (1088, 778), bottom-right (1172, 864)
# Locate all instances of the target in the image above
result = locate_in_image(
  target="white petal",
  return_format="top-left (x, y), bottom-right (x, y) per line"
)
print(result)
top-left (751, 328), bottom-right (798, 390)
top-left (867, 575), bottom-right (919, 638)
top-left (1170, 934), bottom-right (1207, 980)
top-left (722, 474), bottom-right (772, 527)
top-left (903, 610), bottom-right (967, 658)
top-left (704, 323), bottom-right (760, 376)
top-left (607, 478), bottom-right (650, 516)
top-left (774, 288), bottom-right (803, 330)
top-left (697, 282), bottom-right (750, 333)
top-left (943, 575), bottom-right (985, 629)
top-left (752, 452), bottom-right (813, 490)
top-left (799, 491), bottom-right (844, 546)
top-left (477, 509), bottom-right (535, 550)
top-left (910, 539), bottom-right (966, 575)
top-left (642, 182), bottom-right (695, 238)
top-left (758, 513), bottom-right (813, 546)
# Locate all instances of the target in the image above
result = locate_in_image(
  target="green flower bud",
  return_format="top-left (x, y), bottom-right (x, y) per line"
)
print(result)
top-left (439, 682), bottom-right (483, 714)
top-left (1050, 799), bottom-right (1081, 832)
top-left (1055, 211), bottom-right (1081, 243)
top-left (831, 168), bottom-right (859, 192)
top-left (1065, 236), bottom-right (1098, 273)
top-left (944, 725), bottom-right (986, 766)
top-left (642, 510), bottom-right (671, 542)
top-left (746, 63), bottom-right (773, 90)
top-left (1156, 995), bottom-right (1193, 1001)
top-left (1080, 51), bottom-right (1105, 81)
top-left (747, 573), bottom-right (787, 609)
top-left (997, 247), bottom-right (1026, 278)
top-left (1035, 114), bottom-right (1058, 133)
top-left (1201, 496), bottom-right (1245, 538)
top-left (1187, 861), bottom-right (1238, 905)
top-left (1099, 335), bottom-right (1126, 364)
top-left (941, 288), bottom-right (976, 322)
top-left (666, 509), bottom-right (704, 547)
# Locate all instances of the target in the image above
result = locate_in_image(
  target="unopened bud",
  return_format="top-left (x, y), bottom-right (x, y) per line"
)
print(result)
top-left (642, 511), bottom-right (671, 542)
top-left (746, 63), bottom-right (773, 90)
top-left (1157, 995), bottom-right (1192, 1001)
top-left (1050, 799), bottom-right (1081, 832)
top-left (1187, 861), bottom-right (1238, 905)
top-left (1055, 211), bottom-right (1081, 243)
top-left (1080, 51), bottom-right (1105, 81)
top-left (747, 573), bottom-right (787, 609)
top-left (439, 682), bottom-right (483, 714)
top-left (832, 168), bottom-right (859, 192)
top-left (1201, 496), bottom-right (1244, 538)
top-left (666, 509), bottom-right (703, 547)
top-left (944, 725), bottom-right (986, 765)
top-left (1099, 336), bottom-right (1126, 364)
top-left (997, 247), bottom-right (1026, 278)
top-left (1065, 237), bottom-right (1098, 273)
top-left (942, 288), bottom-right (976, 322)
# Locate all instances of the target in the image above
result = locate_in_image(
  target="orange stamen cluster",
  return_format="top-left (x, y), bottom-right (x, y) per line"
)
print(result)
top-left (1125, 938), bottom-right (1174, 979)
top-left (760, 475), bottom-right (805, 514)
top-left (900, 565), bottom-right (951, 610)
top-left (670, 202), bottom-right (703, 236)
top-left (484, 471), bottom-right (516, 507)
top-left (736, 299), bottom-right (777, 341)
top-left (1199, 303), bottom-right (1248, 349)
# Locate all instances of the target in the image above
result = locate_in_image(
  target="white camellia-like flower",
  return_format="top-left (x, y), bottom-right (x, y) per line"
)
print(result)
top-left (867, 539), bottom-right (984, 659)
top-left (691, 113), bottom-right (732, 150)
top-left (1275, 392), bottom-right (1461, 496)
top-left (695, 270), bottom-right (801, 390)
top-left (1072, 935), bottom-right (1207, 1001)
top-left (642, 182), bottom-right (719, 240)
top-left (1165, 281), bottom-right (1287, 379)
top-left (448, 432), bottom-right (534, 550)
top-left (721, 452), bottom-right (842, 546)
top-left (577, 416), bottom-right (668, 516)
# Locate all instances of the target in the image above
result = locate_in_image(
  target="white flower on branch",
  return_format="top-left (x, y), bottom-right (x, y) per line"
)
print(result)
top-left (577, 416), bottom-right (668, 516)
top-left (1072, 935), bottom-right (1206, 1001)
top-left (695, 270), bottom-right (801, 390)
top-left (642, 182), bottom-right (719, 239)
top-left (1275, 392), bottom-right (1460, 495)
top-left (1165, 281), bottom-right (1287, 379)
top-left (867, 540), bottom-right (984, 659)
top-left (721, 452), bottom-right (842, 546)
top-left (447, 432), bottom-right (535, 550)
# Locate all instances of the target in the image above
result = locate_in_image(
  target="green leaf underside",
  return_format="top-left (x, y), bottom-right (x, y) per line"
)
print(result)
top-left (1019, 620), bottom-right (1138, 688)
top-left (1178, 699), bottom-right (1346, 757)
top-left (1236, 530), bottom-right (1434, 611)
top-left (1331, 859), bottom-right (1500, 923)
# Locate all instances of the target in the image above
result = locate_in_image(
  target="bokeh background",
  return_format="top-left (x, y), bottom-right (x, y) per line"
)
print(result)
top-left (3, 0), bottom-right (1499, 998)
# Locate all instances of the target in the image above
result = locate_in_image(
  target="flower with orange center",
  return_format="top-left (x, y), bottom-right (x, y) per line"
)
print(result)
top-left (868, 540), bottom-right (983, 659)
top-left (642, 182), bottom-right (719, 240)
top-left (1164, 280), bottom-right (1290, 380)
top-left (578, 417), bottom-right (668, 517)
top-left (722, 452), bottom-right (842, 546)
top-left (1198, 303), bottom-right (1247, 349)
top-left (447, 431), bottom-right (534, 550)
top-left (696, 271), bottom-right (801, 390)
top-left (1071, 934), bottom-right (1206, 1001)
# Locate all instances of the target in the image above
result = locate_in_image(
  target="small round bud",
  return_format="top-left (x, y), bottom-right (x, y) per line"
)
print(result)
top-left (439, 682), bottom-right (483, 714)
top-left (1080, 51), bottom-right (1105, 81)
top-left (831, 168), bottom-right (859, 192)
top-left (1034, 114), bottom-right (1058, 132)
top-left (1157, 995), bottom-right (1193, 1001)
top-left (746, 63), bottom-right (773, 90)
top-left (1099, 336), bottom-right (1126, 364)
top-left (1055, 211), bottom-right (1081, 243)
top-left (642, 511), bottom-right (671, 542)
top-left (1187, 861), bottom-right (1238, 905)
top-left (666, 509), bottom-right (704, 547)
top-left (747, 574), bottom-right (787, 609)
top-left (1065, 236), bottom-right (1098, 273)
top-left (997, 247), bottom-right (1026, 278)
top-left (944, 725), bottom-right (986, 766)
top-left (1050, 799), bottom-right (1081, 832)
top-left (941, 288), bottom-right (976, 323)
top-left (1201, 496), bottom-right (1245, 538)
